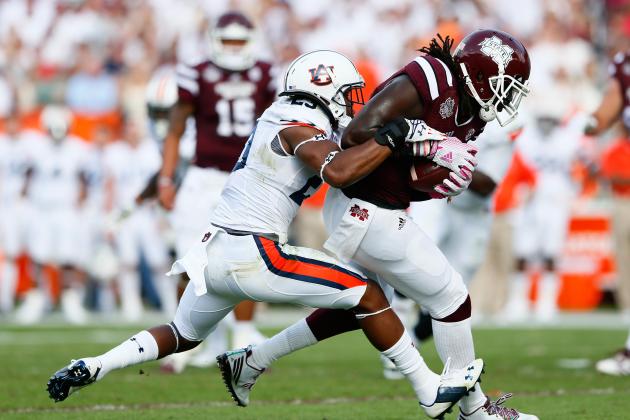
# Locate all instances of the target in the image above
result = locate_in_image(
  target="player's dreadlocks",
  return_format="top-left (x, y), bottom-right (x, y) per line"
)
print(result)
top-left (419, 34), bottom-right (477, 120)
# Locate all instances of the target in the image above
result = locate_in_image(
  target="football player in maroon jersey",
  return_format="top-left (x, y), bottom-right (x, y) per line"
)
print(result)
top-left (157, 11), bottom-right (275, 369)
top-left (586, 51), bottom-right (630, 376)
top-left (221, 30), bottom-right (538, 419)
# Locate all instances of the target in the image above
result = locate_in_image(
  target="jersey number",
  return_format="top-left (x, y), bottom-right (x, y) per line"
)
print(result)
top-left (216, 98), bottom-right (255, 137)
top-left (289, 176), bottom-right (322, 206)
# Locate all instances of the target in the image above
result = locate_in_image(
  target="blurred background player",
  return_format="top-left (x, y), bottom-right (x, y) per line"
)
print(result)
top-left (0, 114), bottom-right (34, 314)
top-left (16, 105), bottom-right (90, 325)
top-left (103, 121), bottom-right (174, 322)
top-left (157, 11), bottom-right (276, 369)
top-left (587, 50), bottom-right (630, 375)
top-left (506, 108), bottom-right (586, 322)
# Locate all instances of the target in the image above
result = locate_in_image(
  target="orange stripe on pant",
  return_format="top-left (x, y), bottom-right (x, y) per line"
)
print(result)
top-left (255, 237), bottom-right (366, 290)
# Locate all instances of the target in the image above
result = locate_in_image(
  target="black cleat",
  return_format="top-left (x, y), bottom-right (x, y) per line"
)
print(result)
top-left (47, 359), bottom-right (101, 402)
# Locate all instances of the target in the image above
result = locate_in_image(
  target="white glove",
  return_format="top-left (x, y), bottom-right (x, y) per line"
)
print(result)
top-left (404, 119), bottom-right (448, 143)
top-left (434, 169), bottom-right (474, 197)
top-left (430, 136), bottom-right (478, 177)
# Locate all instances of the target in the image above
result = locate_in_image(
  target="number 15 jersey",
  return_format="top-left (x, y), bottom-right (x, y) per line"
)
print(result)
top-left (212, 97), bottom-right (333, 242)
top-left (176, 59), bottom-right (277, 172)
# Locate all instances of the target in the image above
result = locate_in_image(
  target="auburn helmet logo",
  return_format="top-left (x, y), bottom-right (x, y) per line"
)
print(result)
top-left (309, 64), bottom-right (334, 86)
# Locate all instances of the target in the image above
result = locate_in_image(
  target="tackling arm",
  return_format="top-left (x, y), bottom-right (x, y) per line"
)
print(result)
top-left (280, 126), bottom-right (394, 188)
top-left (341, 75), bottom-right (423, 148)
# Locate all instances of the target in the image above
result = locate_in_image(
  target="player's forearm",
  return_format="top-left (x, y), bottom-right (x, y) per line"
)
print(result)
top-left (160, 135), bottom-right (179, 180)
top-left (322, 140), bottom-right (391, 188)
top-left (161, 101), bottom-right (192, 179)
top-left (586, 79), bottom-right (623, 135)
top-left (468, 171), bottom-right (496, 197)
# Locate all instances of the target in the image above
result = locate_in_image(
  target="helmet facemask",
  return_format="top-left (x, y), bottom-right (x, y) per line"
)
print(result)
top-left (460, 63), bottom-right (529, 126)
top-left (331, 82), bottom-right (365, 128)
top-left (211, 18), bottom-right (255, 72)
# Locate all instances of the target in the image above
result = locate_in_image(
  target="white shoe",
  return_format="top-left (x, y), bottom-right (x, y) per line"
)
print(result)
top-left (380, 354), bottom-right (404, 380)
top-left (421, 358), bottom-right (484, 419)
top-left (14, 289), bottom-right (47, 325)
top-left (216, 345), bottom-right (265, 407)
top-left (61, 289), bottom-right (89, 325)
top-left (459, 394), bottom-right (539, 419)
top-left (47, 357), bottom-right (102, 402)
top-left (596, 350), bottom-right (630, 376)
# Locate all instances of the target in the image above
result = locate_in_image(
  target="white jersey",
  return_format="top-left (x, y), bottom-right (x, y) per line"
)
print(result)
top-left (0, 131), bottom-right (37, 206)
top-left (212, 97), bottom-right (333, 241)
top-left (28, 135), bottom-right (88, 209)
top-left (449, 122), bottom-right (515, 212)
top-left (104, 139), bottom-right (162, 208)
top-left (516, 116), bottom-right (582, 201)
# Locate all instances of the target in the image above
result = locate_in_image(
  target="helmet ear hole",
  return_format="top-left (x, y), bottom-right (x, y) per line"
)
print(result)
top-left (476, 71), bottom-right (484, 82)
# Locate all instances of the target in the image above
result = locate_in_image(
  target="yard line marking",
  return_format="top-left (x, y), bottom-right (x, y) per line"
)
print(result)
top-left (3, 388), bottom-right (629, 415)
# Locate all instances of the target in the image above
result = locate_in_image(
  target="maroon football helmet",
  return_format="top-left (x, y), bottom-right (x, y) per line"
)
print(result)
top-left (453, 29), bottom-right (530, 126)
top-left (211, 11), bottom-right (255, 71)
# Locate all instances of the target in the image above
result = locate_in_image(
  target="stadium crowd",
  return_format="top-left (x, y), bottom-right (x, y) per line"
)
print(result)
top-left (0, 0), bottom-right (629, 329)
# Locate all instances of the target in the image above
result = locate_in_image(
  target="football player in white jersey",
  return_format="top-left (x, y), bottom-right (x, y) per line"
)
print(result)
top-left (47, 51), bottom-right (483, 419)
top-left (159, 12), bottom-right (273, 367)
top-left (104, 121), bottom-right (173, 321)
top-left (17, 106), bottom-right (90, 324)
top-left (506, 110), bottom-right (584, 322)
top-left (0, 114), bottom-right (34, 313)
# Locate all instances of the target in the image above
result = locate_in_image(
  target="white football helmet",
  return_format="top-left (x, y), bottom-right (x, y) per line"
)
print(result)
top-left (211, 11), bottom-right (255, 71)
top-left (40, 105), bottom-right (73, 142)
top-left (145, 68), bottom-right (178, 140)
top-left (281, 50), bottom-right (365, 128)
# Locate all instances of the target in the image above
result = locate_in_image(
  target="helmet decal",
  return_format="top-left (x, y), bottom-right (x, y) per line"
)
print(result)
top-left (309, 65), bottom-right (335, 86)
top-left (479, 36), bottom-right (514, 72)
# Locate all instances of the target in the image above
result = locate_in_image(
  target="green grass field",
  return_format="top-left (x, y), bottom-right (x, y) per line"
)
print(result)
top-left (1, 326), bottom-right (629, 419)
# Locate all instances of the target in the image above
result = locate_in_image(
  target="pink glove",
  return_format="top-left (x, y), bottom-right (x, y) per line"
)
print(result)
top-left (434, 169), bottom-right (474, 197)
top-left (429, 136), bottom-right (478, 179)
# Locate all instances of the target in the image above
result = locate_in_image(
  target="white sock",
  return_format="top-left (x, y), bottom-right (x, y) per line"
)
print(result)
top-left (535, 271), bottom-right (559, 320)
top-left (233, 320), bottom-right (255, 333)
top-left (96, 330), bottom-right (159, 379)
top-left (250, 319), bottom-right (317, 369)
top-left (625, 329), bottom-right (630, 352)
top-left (381, 332), bottom-right (440, 405)
top-left (0, 260), bottom-right (17, 313)
top-left (118, 268), bottom-right (142, 321)
top-left (432, 318), bottom-right (486, 412)
top-left (505, 271), bottom-right (529, 319)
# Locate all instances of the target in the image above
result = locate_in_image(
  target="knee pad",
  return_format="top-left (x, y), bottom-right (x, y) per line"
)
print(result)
top-left (422, 265), bottom-right (468, 320)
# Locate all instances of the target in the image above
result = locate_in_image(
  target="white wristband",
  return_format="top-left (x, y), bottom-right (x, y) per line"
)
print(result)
top-left (319, 151), bottom-right (339, 181)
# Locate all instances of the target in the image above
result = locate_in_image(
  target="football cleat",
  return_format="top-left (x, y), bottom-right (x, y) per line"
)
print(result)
top-left (216, 345), bottom-right (264, 407)
top-left (421, 358), bottom-right (484, 419)
top-left (595, 349), bottom-right (630, 376)
top-left (458, 394), bottom-right (539, 420)
top-left (47, 358), bottom-right (101, 402)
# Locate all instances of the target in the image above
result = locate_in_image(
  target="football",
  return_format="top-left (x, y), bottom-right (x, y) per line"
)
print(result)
top-left (408, 158), bottom-right (450, 193)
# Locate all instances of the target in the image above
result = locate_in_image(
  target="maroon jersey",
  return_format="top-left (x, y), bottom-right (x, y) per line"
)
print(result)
top-left (176, 60), bottom-right (276, 171)
top-left (610, 51), bottom-right (630, 131)
top-left (343, 55), bottom-right (487, 209)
